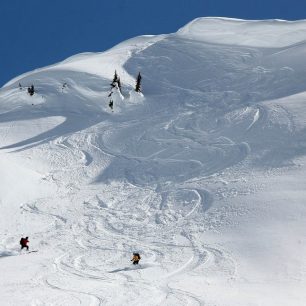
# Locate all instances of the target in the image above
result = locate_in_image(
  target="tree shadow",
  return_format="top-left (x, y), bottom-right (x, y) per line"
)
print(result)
top-left (0, 113), bottom-right (102, 152)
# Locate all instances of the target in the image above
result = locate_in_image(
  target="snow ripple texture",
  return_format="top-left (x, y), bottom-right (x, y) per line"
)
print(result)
top-left (1, 18), bottom-right (306, 306)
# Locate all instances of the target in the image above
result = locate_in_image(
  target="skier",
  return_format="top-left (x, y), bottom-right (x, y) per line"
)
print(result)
top-left (20, 236), bottom-right (29, 251)
top-left (131, 253), bottom-right (141, 265)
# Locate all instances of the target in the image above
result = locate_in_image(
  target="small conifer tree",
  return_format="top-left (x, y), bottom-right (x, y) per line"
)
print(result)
top-left (111, 70), bottom-right (118, 87)
top-left (135, 72), bottom-right (142, 93)
top-left (110, 70), bottom-right (122, 93)
top-left (28, 84), bottom-right (35, 96)
top-left (108, 70), bottom-right (122, 111)
top-left (109, 99), bottom-right (113, 110)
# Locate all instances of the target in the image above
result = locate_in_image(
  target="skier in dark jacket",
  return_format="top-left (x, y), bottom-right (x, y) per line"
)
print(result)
top-left (20, 237), bottom-right (29, 251)
top-left (131, 253), bottom-right (141, 265)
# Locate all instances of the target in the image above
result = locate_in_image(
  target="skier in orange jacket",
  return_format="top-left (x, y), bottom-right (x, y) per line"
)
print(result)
top-left (131, 253), bottom-right (141, 265)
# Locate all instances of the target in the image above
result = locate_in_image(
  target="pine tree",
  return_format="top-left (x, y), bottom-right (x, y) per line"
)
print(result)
top-left (109, 99), bottom-right (113, 110)
top-left (110, 70), bottom-right (122, 93)
top-left (28, 84), bottom-right (35, 96)
top-left (111, 70), bottom-right (118, 87)
top-left (135, 72), bottom-right (142, 93)
top-left (108, 70), bottom-right (122, 111)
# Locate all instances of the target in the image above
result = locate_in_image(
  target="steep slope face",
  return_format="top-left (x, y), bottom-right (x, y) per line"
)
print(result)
top-left (1, 18), bottom-right (306, 306)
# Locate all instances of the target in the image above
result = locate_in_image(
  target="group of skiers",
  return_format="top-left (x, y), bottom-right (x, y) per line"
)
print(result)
top-left (19, 236), bottom-right (141, 264)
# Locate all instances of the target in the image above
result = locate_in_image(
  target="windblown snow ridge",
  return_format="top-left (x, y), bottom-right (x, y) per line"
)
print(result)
top-left (177, 17), bottom-right (306, 47)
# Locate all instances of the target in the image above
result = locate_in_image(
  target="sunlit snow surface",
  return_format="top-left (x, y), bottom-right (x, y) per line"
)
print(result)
top-left (1, 18), bottom-right (306, 306)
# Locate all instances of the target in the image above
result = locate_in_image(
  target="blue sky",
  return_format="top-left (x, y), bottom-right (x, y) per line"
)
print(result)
top-left (0, 0), bottom-right (304, 86)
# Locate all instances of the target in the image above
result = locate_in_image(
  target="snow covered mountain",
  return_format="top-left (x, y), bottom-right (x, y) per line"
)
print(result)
top-left (1, 17), bottom-right (306, 306)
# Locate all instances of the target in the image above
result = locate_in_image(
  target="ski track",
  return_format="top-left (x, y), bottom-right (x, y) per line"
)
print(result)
top-left (13, 102), bottom-right (240, 305)
top-left (2, 19), bottom-right (305, 305)
top-left (20, 167), bottom-right (235, 305)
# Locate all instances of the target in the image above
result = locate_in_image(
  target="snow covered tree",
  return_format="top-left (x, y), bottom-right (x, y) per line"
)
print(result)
top-left (28, 84), bottom-right (35, 96)
top-left (109, 99), bottom-right (113, 110)
top-left (135, 72), bottom-right (142, 93)
top-left (110, 70), bottom-right (121, 93)
top-left (110, 70), bottom-right (118, 87)
top-left (108, 70), bottom-right (123, 111)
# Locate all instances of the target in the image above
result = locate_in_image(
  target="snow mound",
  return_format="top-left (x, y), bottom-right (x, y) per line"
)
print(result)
top-left (0, 249), bottom-right (18, 257)
top-left (177, 17), bottom-right (306, 47)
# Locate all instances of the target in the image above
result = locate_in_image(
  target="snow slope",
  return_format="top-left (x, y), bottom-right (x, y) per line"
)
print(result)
top-left (1, 17), bottom-right (306, 306)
